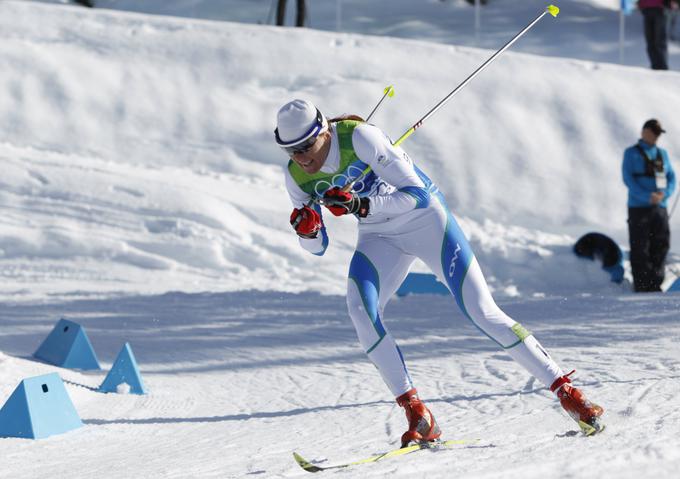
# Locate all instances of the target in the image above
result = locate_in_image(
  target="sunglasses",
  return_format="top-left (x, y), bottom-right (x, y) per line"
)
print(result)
top-left (282, 135), bottom-right (319, 156)
top-left (275, 109), bottom-right (325, 156)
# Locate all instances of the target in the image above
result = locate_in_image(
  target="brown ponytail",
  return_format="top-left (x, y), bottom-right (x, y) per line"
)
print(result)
top-left (328, 114), bottom-right (365, 123)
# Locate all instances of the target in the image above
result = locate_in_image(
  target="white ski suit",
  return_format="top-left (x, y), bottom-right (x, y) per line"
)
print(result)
top-left (285, 121), bottom-right (564, 397)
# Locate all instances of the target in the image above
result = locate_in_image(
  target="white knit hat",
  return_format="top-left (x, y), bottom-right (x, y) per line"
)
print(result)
top-left (275, 99), bottom-right (328, 146)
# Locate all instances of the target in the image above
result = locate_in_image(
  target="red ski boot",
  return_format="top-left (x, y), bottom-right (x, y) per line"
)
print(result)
top-left (396, 388), bottom-right (441, 448)
top-left (550, 371), bottom-right (605, 435)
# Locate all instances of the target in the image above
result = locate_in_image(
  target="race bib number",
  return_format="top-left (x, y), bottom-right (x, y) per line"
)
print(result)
top-left (655, 170), bottom-right (667, 190)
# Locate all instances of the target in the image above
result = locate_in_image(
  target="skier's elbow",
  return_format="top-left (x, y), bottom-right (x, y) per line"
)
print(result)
top-left (399, 186), bottom-right (431, 209)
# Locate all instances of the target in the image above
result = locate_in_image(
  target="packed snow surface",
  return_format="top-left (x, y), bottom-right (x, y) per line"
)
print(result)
top-left (0, 1), bottom-right (679, 478)
top-left (2, 292), bottom-right (680, 478)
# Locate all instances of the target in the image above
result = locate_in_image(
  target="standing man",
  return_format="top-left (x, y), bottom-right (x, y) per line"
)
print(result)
top-left (276, 99), bottom-right (605, 442)
top-left (276, 0), bottom-right (306, 27)
top-left (623, 119), bottom-right (676, 292)
top-left (639, 0), bottom-right (670, 70)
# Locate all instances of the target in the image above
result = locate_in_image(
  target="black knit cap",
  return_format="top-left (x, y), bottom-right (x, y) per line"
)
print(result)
top-left (643, 118), bottom-right (666, 136)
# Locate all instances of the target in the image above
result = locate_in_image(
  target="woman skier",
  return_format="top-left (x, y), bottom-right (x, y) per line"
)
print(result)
top-left (275, 99), bottom-right (605, 445)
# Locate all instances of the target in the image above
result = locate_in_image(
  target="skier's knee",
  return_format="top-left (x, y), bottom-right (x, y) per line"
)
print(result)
top-left (346, 284), bottom-right (379, 346)
top-left (347, 251), bottom-right (380, 323)
top-left (346, 286), bottom-right (370, 321)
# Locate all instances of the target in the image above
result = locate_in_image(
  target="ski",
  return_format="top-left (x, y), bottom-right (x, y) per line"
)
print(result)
top-left (293, 439), bottom-right (476, 473)
top-left (578, 417), bottom-right (606, 436)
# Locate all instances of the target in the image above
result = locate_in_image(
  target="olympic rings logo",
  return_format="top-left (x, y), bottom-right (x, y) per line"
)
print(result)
top-left (313, 165), bottom-right (368, 197)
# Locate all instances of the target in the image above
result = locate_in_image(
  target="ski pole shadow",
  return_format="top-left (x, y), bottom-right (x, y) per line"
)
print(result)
top-left (62, 378), bottom-right (100, 392)
top-left (83, 398), bottom-right (394, 426)
top-left (434, 386), bottom-right (549, 406)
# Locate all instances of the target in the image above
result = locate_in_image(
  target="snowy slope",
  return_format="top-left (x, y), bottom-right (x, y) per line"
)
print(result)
top-left (2, 0), bottom-right (680, 300)
top-left (1, 2), bottom-right (680, 478)
top-left (37, 0), bottom-right (680, 70)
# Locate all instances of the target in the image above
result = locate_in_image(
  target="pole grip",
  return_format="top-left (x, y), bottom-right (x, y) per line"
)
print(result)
top-left (547, 5), bottom-right (560, 17)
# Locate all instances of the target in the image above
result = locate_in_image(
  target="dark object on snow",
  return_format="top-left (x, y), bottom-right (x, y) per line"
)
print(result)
top-left (276, 0), bottom-right (306, 27)
top-left (640, 1), bottom-right (669, 70)
top-left (573, 232), bottom-right (624, 284)
top-left (628, 207), bottom-right (670, 292)
top-left (74, 0), bottom-right (94, 7)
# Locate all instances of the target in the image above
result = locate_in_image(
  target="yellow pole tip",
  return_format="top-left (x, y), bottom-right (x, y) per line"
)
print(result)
top-left (547, 5), bottom-right (560, 17)
top-left (385, 85), bottom-right (395, 97)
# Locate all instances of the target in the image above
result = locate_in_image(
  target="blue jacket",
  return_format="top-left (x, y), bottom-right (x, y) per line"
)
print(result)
top-left (622, 140), bottom-right (676, 208)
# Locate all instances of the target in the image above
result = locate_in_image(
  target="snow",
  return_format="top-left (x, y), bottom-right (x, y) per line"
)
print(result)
top-left (115, 382), bottom-right (130, 394)
top-left (2, 291), bottom-right (680, 477)
top-left (34, 0), bottom-right (680, 69)
top-left (0, 1), bottom-right (679, 477)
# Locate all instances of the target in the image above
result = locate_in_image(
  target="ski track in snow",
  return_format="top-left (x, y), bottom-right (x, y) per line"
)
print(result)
top-left (1, 291), bottom-right (679, 478)
top-left (1, 2), bottom-right (680, 478)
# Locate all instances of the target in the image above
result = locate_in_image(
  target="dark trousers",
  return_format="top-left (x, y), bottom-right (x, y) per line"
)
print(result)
top-left (642, 7), bottom-right (669, 70)
top-left (628, 206), bottom-right (670, 292)
top-left (276, 0), bottom-right (306, 27)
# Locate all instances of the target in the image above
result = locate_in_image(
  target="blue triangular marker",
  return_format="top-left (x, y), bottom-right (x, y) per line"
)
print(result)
top-left (34, 319), bottom-right (101, 370)
top-left (668, 278), bottom-right (680, 293)
top-left (99, 343), bottom-right (147, 395)
top-left (0, 373), bottom-right (83, 439)
top-left (396, 273), bottom-right (450, 296)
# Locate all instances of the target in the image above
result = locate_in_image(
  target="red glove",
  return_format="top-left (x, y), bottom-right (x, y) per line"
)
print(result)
top-left (290, 205), bottom-right (322, 238)
top-left (323, 187), bottom-right (369, 217)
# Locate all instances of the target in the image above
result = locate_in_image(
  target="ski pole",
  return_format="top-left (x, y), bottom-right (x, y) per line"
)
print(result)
top-left (366, 85), bottom-right (395, 122)
top-left (292, 86), bottom-right (396, 227)
top-left (342, 4), bottom-right (561, 193)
